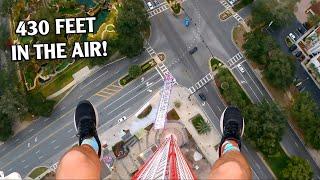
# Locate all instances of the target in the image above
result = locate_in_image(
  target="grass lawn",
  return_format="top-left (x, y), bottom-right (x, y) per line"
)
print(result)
top-left (233, 0), bottom-right (254, 12)
top-left (120, 59), bottom-right (156, 86)
top-left (210, 58), bottom-right (223, 71)
top-left (25, 66), bottom-right (37, 87)
top-left (264, 146), bottom-right (290, 178)
top-left (233, 24), bottom-right (246, 50)
top-left (56, 61), bottom-right (70, 72)
top-left (37, 60), bottom-right (90, 97)
top-left (28, 166), bottom-right (47, 179)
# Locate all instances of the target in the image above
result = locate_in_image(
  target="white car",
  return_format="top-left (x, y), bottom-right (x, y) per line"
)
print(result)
top-left (227, 0), bottom-right (237, 5)
top-left (118, 116), bottom-right (127, 123)
top-left (147, 2), bottom-right (154, 10)
top-left (289, 33), bottom-right (296, 41)
top-left (237, 64), bottom-right (245, 73)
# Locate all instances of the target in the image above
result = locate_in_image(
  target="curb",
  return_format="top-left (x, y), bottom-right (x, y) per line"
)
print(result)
top-left (256, 152), bottom-right (277, 180)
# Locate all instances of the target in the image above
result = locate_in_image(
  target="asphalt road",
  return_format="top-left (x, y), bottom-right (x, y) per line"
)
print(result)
top-left (148, 1), bottom-right (273, 179)
top-left (0, 55), bottom-right (164, 176)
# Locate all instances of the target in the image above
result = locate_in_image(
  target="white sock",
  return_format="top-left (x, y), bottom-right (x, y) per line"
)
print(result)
top-left (222, 140), bottom-right (240, 155)
top-left (81, 137), bottom-right (99, 154)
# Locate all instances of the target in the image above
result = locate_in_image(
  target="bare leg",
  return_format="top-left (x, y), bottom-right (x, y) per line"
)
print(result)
top-left (209, 140), bottom-right (251, 179)
top-left (56, 100), bottom-right (102, 179)
top-left (56, 145), bottom-right (100, 179)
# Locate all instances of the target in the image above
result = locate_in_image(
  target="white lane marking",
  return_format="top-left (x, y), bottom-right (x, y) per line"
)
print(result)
top-left (81, 70), bottom-right (109, 90)
top-left (8, 168), bottom-right (12, 172)
top-left (44, 118), bottom-right (49, 122)
top-left (15, 138), bottom-right (19, 142)
top-left (155, 67), bottom-right (164, 79)
top-left (39, 155), bottom-right (43, 160)
top-left (67, 129), bottom-right (73, 133)
top-left (78, 94), bottom-right (83, 99)
top-left (217, 106), bottom-right (222, 112)
top-left (236, 68), bottom-right (261, 103)
top-left (34, 137), bottom-right (37, 143)
top-left (103, 72), bottom-right (160, 110)
top-left (54, 145), bottom-right (61, 150)
top-left (231, 60), bottom-right (246, 69)
top-left (243, 67), bottom-right (264, 96)
top-left (106, 79), bottom-right (162, 114)
top-left (27, 143), bottom-right (30, 148)
top-left (61, 106), bottom-right (66, 111)
top-left (23, 165), bottom-right (29, 169)
top-left (1, 72), bottom-right (159, 168)
top-left (50, 140), bottom-right (56, 144)
top-left (21, 159), bottom-right (26, 163)
top-left (28, 128), bottom-right (34, 133)
top-left (36, 150), bottom-right (40, 154)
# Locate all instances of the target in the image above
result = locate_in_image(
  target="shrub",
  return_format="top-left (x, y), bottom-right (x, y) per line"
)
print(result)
top-left (191, 115), bottom-right (211, 134)
top-left (167, 109), bottom-right (180, 120)
top-left (137, 105), bottom-right (152, 119)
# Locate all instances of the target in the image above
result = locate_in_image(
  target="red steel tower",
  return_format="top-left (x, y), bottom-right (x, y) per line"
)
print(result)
top-left (132, 135), bottom-right (196, 180)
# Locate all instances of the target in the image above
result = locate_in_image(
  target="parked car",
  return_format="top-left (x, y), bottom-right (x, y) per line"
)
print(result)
top-left (297, 27), bottom-right (307, 34)
top-left (153, 0), bottom-right (159, 6)
top-left (199, 93), bottom-right (206, 101)
top-left (189, 47), bottom-right (198, 55)
top-left (297, 54), bottom-right (305, 61)
top-left (118, 116), bottom-right (127, 123)
top-left (289, 33), bottom-right (296, 41)
top-left (289, 44), bottom-right (297, 52)
top-left (147, 1), bottom-right (154, 10)
top-left (295, 51), bottom-right (302, 57)
top-left (237, 64), bottom-right (245, 73)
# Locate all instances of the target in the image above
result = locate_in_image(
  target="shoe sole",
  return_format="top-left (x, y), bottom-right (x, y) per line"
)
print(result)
top-left (73, 101), bottom-right (103, 159)
top-left (220, 107), bottom-right (245, 137)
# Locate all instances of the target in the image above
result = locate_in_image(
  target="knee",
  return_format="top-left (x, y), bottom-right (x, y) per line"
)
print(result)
top-left (56, 148), bottom-right (100, 179)
top-left (210, 161), bottom-right (249, 179)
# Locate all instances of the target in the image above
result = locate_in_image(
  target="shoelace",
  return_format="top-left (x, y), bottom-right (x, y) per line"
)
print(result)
top-left (76, 117), bottom-right (97, 141)
top-left (224, 121), bottom-right (239, 139)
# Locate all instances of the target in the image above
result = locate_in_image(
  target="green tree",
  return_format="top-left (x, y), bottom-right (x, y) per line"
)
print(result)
top-left (244, 101), bottom-right (286, 155)
top-left (216, 68), bottom-right (251, 109)
top-left (243, 30), bottom-right (277, 65)
top-left (26, 93), bottom-right (55, 117)
top-left (0, 25), bottom-right (9, 50)
top-left (116, 0), bottom-right (150, 58)
top-left (0, 0), bottom-right (14, 16)
top-left (117, 32), bottom-right (144, 58)
top-left (264, 53), bottom-right (295, 90)
top-left (0, 112), bottom-right (13, 141)
top-left (251, 0), bottom-right (295, 28)
top-left (281, 156), bottom-right (313, 180)
top-left (308, 14), bottom-right (320, 27)
top-left (291, 93), bottom-right (320, 149)
top-left (128, 65), bottom-right (142, 79)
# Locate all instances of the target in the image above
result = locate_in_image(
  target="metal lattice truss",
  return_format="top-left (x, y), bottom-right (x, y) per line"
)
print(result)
top-left (154, 74), bottom-right (175, 129)
top-left (132, 135), bottom-right (196, 180)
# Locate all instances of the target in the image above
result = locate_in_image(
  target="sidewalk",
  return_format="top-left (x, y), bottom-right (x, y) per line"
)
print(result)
top-left (168, 86), bottom-right (220, 165)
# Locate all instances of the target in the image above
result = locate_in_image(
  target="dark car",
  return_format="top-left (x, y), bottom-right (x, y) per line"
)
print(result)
top-left (297, 27), bottom-right (307, 34)
top-left (189, 47), bottom-right (198, 55)
top-left (289, 44), bottom-right (297, 52)
top-left (199, 93), bottom-right (206, 101)
top-left (297, 54), bottom-right (305, 61)
top-left (295, 51), bottom-right (302, 57)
